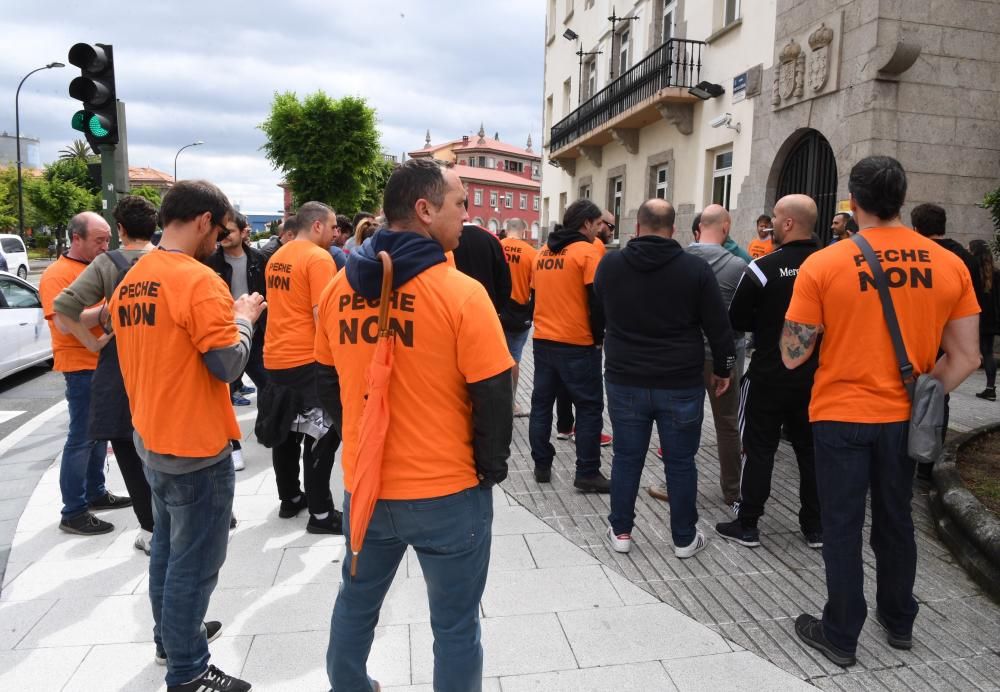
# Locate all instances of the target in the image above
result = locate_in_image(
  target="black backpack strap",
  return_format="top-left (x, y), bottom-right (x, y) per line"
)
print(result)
top-left (851, 234), bottom-right (915, 400)
top-left (106, 249), bottom-right (138, 289)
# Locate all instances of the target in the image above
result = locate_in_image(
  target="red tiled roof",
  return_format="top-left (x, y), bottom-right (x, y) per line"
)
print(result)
top-left (408, 137), bottom-right (539, 161)
top-left (129, 166), bottom-right (174, 183)
top-left (453, 164), bottom-right (540, 189)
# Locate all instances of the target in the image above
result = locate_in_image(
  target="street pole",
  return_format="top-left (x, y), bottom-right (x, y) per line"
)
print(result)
top-left (173, 141), bottom-right (204, 183)
top-left (14, 62), bottom-right (64, 237)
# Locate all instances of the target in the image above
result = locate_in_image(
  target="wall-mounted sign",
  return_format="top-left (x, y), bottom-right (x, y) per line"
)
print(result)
top-left (733, 72), bottom-right (747, 103)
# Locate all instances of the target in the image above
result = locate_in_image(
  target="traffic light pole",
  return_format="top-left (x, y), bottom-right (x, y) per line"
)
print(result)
top-left (99, 101), bottom-right (129, 249)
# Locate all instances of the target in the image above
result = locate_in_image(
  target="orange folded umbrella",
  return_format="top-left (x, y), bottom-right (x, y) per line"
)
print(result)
top-left (350, 251), bottom-right (396, 578)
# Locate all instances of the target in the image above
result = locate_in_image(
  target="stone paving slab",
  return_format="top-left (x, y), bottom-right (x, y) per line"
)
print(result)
top-left (508, 347), bottom-right (1000, 691)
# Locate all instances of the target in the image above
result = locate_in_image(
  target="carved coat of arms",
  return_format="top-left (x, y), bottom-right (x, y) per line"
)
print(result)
top-left (778, 40), bottom-right (802, 101)
top-left (808, 23), bottom-right (835, 92)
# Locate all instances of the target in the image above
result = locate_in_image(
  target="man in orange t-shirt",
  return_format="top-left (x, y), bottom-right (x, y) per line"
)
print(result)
top-left (112, 180), bottom-right (265, 691)
top-left (39, 211), bottom-right (131, 535)
top-left (529, 198), bottom-right (609, 492)
top-left (747, 214), bottom-right (774, 259)
top-left (499, 218), bottom-right (537, 415)
top-left (316, 158), bottom-right (513, 692)
top-left (782, 156), bottom-right (981, 667)
top-left (263, 201), bottom-right (341, 533)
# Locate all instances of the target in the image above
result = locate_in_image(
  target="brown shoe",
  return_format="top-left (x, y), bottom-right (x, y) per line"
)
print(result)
top-left (647, 484), bottom-right (669, 502)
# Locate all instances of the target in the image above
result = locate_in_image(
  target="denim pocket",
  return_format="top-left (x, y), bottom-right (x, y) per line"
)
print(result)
top-left (672, 391), bottom-right (705, 427)
top-left (409, 489), bottom-right (484, 553)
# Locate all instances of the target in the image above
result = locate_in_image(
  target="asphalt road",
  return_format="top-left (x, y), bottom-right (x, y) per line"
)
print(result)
top-left (0, 366), bottom-right (65, 443)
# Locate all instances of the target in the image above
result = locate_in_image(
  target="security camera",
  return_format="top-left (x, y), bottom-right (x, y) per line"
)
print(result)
top-left (710, 113), bottom-right (732, 128)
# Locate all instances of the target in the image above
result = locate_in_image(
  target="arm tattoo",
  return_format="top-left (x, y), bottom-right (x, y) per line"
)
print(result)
top-left (781, 319), bottom-right (819, 362)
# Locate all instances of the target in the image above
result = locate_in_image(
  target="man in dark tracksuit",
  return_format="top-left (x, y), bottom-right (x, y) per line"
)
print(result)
top-left (715, 194), bottom-right (823, 549)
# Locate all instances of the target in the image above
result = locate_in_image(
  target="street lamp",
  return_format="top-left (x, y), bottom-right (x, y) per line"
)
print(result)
top-left (173, 140), bottom-right (204, 183)
top-left (15, 62), bottom-right (65, 237)
top-left (562, 30), bottom-right (602, 106)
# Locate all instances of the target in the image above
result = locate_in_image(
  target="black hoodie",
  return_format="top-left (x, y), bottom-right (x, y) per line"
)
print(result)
top-left (594, 235), bottom-right (736, 389)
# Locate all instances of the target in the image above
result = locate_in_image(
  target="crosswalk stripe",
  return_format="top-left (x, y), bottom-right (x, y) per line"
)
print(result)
top-left (0, 410), bottom-right (27, 425)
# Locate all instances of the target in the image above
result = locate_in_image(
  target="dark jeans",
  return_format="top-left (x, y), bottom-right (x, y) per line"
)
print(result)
top-left (812, 421), bottom-right (918, 654)
top-left (231, 330), bottom-right (269, 396)
top-left (60, 370), bottom-right (108, 518)
top-left (555, 383), bottom-right (574, 434)
top-left (606, 382), bottom-right (704, 547)
top-left (735, 377), bottom-right (821, 533)
top-left (982, 333), bottom-right (996, 388)
top-left (272, 431), bottom-right (335, 515)
top-left (110, 437), bottom-right (154, 531)
top-left (144, 458), bottom-right (235, 687)
top-left (529, 341), bottom-right (603, 478)
top-left (328, 487), bottom-right (493, 692)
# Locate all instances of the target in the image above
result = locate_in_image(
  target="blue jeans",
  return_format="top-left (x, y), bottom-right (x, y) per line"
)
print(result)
top-left (144, 459), bottom-right (235, 687)
top-left (812, 421), bottom-right (918, 654)
top-left (503, 329), bottom-right (530, 362)
top-left (606, 382), bottom-right (704, 547)
top-left (60, 370), bottom-right (108, 518)
top-left (328, 486), bottom-right (493, 692)
top-left (528, 341), bottom-right (603, 478)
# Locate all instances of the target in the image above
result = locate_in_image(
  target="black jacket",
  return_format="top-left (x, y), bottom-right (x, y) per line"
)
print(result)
top-left (935, 238), bottom-right (983, 297)
top-left (452, 224), bottom-right (511, 314)
top-left (729, 238), bottom-right (820, 387)
top-left (205, 243), bottom-right (268, 297)
top-left (978, 269), bottom-right (1000, 335)
top-left (594, 235), bottom-right (735, 389)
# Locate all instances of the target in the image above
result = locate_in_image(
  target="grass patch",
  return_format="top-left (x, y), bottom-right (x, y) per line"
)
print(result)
top-left (957, 430), bottom-right (1000, 515)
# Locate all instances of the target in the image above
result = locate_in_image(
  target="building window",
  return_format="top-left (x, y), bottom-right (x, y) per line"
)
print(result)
top-left (663, 0), bottom-right (676, 42)
top-left (490, 191), bottom-right (498, 208)
top-left (619, 29), bottom-right (630, 75)
top-left (586, 59), bottom-right (597, 100)
top-left (505, 160), bottom-right (524, 173)
top-left (467, 158), bottom-right (476, 168)
top-left (487, 157), bottom-right (496, 169)
top-left (712, 150), bottom-right (733, 210)
top-left (724, 0), bottom-right (741, 26)
top-left (478, 156), bottom-right (487, 167)
top-left (532, 164), bottom-right (540, 178)
top-left (580, 183), bottom-right (591, 199)
top-left (609, 176), bottom-right (623, 242)
top-left (533, 195), bottom-right (540, 211)
top-left (473, 189), bottom-right (482, 206)
top-left (488, 218), bottom-right (500, 233)
top-left (558, 192), bottom-right (568, 223)
top-left (562, 78), bottom-right (572, 116)
top-left (548, 0), bottom-right (557, 40)
top-left (654, 165), bottom-right (668, 199)
top-left (505, 193), bottom-right (514, 209)
top-left (519, 193), bottom-right (528, 209)
top-left (545, 95), bottom-right (554, 131)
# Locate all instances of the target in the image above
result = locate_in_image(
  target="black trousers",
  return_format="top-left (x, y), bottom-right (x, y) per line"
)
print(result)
top-left (272, 431), bottom-right (335, 515)
top-left (555, 382), bottom-right (574, 434)
top-left (735, 376), bottom-right (821, 533)
top-left (110, 437), bottom-right (154, 531)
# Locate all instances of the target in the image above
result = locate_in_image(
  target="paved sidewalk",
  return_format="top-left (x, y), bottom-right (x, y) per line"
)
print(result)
top-left (0, 407), bottom-right (811, 691)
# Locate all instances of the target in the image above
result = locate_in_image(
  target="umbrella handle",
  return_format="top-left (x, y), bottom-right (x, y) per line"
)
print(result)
top-left (350, 552), bottom-right (359, 578)
top-left (376, 251), bottom-right (394, 335)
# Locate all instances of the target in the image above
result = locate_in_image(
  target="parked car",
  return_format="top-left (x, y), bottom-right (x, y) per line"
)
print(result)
top-left (0, 272), bottom-right (52, 380)
top-left (0, 234), bottom-right (31, 280)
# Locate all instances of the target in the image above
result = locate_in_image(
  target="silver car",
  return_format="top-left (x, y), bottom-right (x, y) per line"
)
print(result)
top-left (0, 272), bottom-right (52, 380)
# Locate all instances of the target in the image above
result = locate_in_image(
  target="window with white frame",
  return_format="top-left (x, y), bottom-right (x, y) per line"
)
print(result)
top-left (663, 0), bottom-right (677, 42)
top-left (724, 0), bottom-right (741, 26)
top-left (490, 190), bottom-right (498, 208)
top-left (619, 29), bottom-right (630, 74)
top-left (586, 59), bottom-right (597, 100)
top-left (519, 193), bottom-right (528, 210)
top-left (712, 150), bottom-right (733, 210)
top-left (473, 189), bottom-right (482, 206)
top-left (609, 176), bottom-right (623, 242)
top-left (533, 195), bottom-right (540, 211)
top-left (505, 193), bottom-right (514, 209)
top-left (654, 164), bottom-right (669, 199)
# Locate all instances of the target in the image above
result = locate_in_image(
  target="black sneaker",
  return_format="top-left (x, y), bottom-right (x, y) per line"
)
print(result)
top-left (156, 621), bottom-right (223, 665)
top-left (59, 512), bottom-right (114, 536)
top-left (802, 530), bottom-right (823, 549)
top-left (795, 614), bottom-right (856, 667)
top-left (278, 495), bottom-right (308, 519)
top-left (230, 514), bottom-right (237, 530)
top-left (715, 519), bottom-right (761, 547)
top-left (975, 387), bottom-right (996, 401)
top-left (573, 473), bottom-right (611, 493)
top-left (534, 466), bottom-right (551, 483)
top-left (874, 610), bottom-right (913, 650)
top-left (88, 492), bottom-right (133, 511)
top-left (307, 509), bottom-right (344, 535)
top-left (166, 664), bottom-right (251, 691)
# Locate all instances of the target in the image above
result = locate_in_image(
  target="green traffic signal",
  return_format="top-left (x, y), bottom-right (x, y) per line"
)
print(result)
top-left (71, 110), bottom-right (113, 140)
top-left (71, 110), bottom-right (86, 132)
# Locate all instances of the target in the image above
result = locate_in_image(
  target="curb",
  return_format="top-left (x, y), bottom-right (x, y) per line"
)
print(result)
top-left (928, 422), bottom-right (1000, 604)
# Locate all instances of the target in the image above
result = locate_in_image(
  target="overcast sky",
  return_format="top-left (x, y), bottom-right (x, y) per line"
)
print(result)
top-left (2, 1), bottom-right (546, 213)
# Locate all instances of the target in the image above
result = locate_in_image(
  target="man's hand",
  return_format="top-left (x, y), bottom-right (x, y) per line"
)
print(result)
top-left (234, 293), bottom-right (266, 324)
top-left (711, 374), bottom-right (731, 397)
top-left (87, 332), bottom-right (114, 353)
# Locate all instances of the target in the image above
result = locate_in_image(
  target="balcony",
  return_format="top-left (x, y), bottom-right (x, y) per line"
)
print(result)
top-left (549, 38), bottom-right (706, 170)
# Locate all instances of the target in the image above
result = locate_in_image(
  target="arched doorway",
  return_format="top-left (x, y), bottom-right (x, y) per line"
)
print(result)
top-left (775, 130), bottom-right (837, 244)
top-left (488, 219), bottom-right (500, 233)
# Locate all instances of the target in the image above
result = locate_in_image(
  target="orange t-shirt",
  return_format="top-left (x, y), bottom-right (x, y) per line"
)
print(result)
top-left (532, 239), bottom-right (600, 345)
top-left (109, 250), bottom-right (242, 457)
top-left (315, 263), bottom-right (514, 500)
top-left (748, 237), bottom-right (773, 259)
top-left (786, 227), bottom-right (980, 423)
top-left (500, 237), bottom-right (537, 305)
top-left (39, 256), bottom-right (103, 372)
top-left (264, 239), bottom-right (336, 370)
top-left (593, 237), bottom-right (606, 257)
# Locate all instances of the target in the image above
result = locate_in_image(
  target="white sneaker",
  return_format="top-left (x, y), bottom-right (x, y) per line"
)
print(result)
top-left (674, 530), bottom-right (707, 559)
top-left (232, 449), bottom-right (245, 471)
top-left (555, 431), bottom-right (572, 440)
top-left (606, 526), bottom-right (632, 553)
top-left (134, 529), bottom-right (153, 556)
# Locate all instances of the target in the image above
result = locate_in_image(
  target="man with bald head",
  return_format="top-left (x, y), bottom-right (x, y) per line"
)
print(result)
top-left (685, 205), bottom-right (747, 506)
top-left (40, 211), bottom-right (131, 535)
top-left (717, 194), bottom-right (823, 549)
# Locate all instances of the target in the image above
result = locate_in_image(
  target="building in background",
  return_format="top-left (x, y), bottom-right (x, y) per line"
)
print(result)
top-left (0, 133), bottom-right (41, 170)
top-left (541, 0), bottom-right (999, 249)
top-left (128, 166), bottom-right (174, 196)
top-left (410, 126), bottom-right (542, 239)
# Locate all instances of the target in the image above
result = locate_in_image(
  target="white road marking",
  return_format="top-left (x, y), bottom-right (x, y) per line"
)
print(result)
top-left (0, 410), bottom-right (27, 425)
top-left (0, 400), bottom-right (68, 457)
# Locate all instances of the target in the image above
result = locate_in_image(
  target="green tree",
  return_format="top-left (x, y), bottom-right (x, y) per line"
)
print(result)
top-left (981, 188), bottom-right (1000, 257)
top-left (356, 157), bottom-right (395, 215)
top-left (260, 91), bottom-right (383, 213)
top-left (23, 158), bottom-right (101, 234)
top-left (58, 139), bottom-right (96, 163)
top-left (44, 157), bottom-right (99, 194)
top-left (131, 185), bottom-right (163, 207)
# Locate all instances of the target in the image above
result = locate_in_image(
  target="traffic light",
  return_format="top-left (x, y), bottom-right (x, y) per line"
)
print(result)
top-left (68, 43), bottom-right (118, 150)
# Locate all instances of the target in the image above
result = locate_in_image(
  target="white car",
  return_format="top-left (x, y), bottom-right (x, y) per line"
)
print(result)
top-left (0, 272), bottom-right (52, 380)
top-left (0, 233), bottom-right (31, 280)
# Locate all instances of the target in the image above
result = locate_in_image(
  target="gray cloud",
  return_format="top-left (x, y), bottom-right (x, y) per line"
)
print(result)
top-left (1, 0), bottom-right (545, 212)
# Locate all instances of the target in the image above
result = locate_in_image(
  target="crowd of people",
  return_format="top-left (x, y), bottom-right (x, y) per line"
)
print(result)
top-left (33, 153), bottom-right (998, 690)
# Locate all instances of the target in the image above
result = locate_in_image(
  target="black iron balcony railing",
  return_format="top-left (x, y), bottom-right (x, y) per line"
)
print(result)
top-left (550, 38), bottom-right (705, 153)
